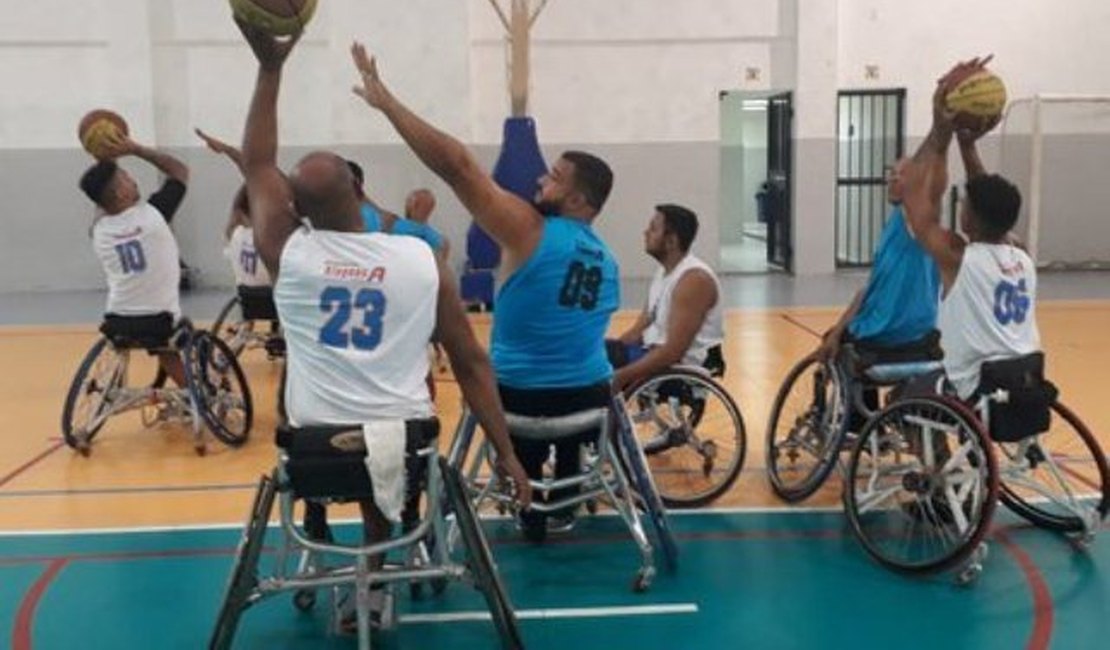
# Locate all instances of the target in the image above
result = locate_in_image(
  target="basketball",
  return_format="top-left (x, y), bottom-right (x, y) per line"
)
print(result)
top-left (77, 109), bottom-right (129, 160)
top-left (229, 0), bottom-right (317, 36)
top-left (945, 70), bottom-right (1007, 129)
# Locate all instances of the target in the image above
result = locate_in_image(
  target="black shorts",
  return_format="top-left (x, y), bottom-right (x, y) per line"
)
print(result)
top-left (498, 381), bottom-right (611, 418)
top-left (100, 312), bottom-right (176, 350)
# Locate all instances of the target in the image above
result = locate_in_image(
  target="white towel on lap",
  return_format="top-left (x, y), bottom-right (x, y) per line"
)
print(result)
top-left (361, 420), bottom-right (407, 522)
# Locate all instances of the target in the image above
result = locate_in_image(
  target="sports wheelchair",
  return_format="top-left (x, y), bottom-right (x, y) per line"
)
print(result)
top-left (211, 285), bottom-right (285, 359)
top-left (623, 363), bottom-right (746, 508)
top-left (449, 395), bottom-right (679, 592)
top-left (766, 336), bottom-right (944, 502)
top-left (210, 420), bottom-right (523, 650)
top-left (770, 345), bottom-right (1109, 583)
top-left (61, 313), bottom-right (252, 456)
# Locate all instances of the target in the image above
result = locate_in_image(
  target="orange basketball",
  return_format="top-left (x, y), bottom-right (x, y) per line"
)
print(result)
top-left (77, 109), bottom-right (129, 160)
top-left (229, 0), bottom-right (317, 36)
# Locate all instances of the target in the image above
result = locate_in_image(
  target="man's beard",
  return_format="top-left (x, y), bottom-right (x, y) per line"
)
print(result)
top-left (532, 198), bottom-right (562, 216)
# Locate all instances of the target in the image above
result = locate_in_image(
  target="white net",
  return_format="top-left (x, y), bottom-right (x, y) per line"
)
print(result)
top-left (997, 96), bottom-right (1110, 269)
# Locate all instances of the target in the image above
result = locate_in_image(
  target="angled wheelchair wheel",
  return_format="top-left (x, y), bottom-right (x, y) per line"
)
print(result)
top-left (613, 398), bottom-right (679, 572)
top-left (996, 401), bottom-right (1110, 534)
top-left (626, 368), bottom-right (746, 508)
top-left (209, 473), bottom-right (276, 650)
top-left (62, 337), bottom-right (125, 451)
top-left (439, 457), bottom-right (524, 650)
top-left (844, 396), bottom-right (998, 575)
top-left (185, 332), bottom-right (253, 447)
top-left (211, 296), bottom-right (250, 357)
top-left (766, 355), bottom-right (849, 502)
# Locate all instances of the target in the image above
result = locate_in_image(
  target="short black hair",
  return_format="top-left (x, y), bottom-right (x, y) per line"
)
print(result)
top-left (562, 151), bottom-right (613, 211)
top-left (965, 174), bottom-right (1022, 241)
top-left (346, 160), bottom-right (364, 187)
top-left (79, 160), bottom-right (118, 207)
top-left (656, 203), bottom-right (699, 252)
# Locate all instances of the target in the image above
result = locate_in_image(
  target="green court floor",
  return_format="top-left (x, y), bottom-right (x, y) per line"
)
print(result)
top-left (2, 510), bottom-right (1107, 649)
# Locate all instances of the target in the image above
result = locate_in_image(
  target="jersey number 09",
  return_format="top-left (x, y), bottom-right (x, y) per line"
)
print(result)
top-left (319, 286), bottom-right (386, 351)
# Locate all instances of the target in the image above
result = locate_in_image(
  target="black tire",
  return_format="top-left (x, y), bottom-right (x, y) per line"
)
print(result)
top-left (209, 474), bottom-right (275, 650)
top-left (766, 355), bottom-right (849, 502)
top-left (625, 369), bottom-right (746, 508)
top-left (61, 337), bottom-right (123, 450)
top-left (843, 396), bottom-right (998, 575)
top-left (211, 296), bottom-right (249, 357)
top-left (440, 457), bottom-right (524, 650)
top-left (186, 332), bottom-right (253, 447)
top-left (997, 401), bottom-right (1110, 532)
top-left (613, 398), bottom-right (679, 572)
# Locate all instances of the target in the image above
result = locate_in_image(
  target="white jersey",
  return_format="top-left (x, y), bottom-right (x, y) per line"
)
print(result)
top-left (224, 225), bottom-right (272, 287)
top-left (91, 202), bottom-right (181, 318)
top-left (938, 242), bottom-right (1041, 399)
top-left (276, 227), bottom-right (438, 426)
top-left (642, 254), bottom-right (724, 366)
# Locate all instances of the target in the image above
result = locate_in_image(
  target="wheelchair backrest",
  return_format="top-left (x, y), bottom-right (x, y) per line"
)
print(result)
top-left (236, 285), bottom-right (279, 322)
top-left (978, 352), bottom-right (1058, 443)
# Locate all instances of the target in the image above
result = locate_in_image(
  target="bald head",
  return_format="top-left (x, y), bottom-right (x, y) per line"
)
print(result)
top-left (405, 188), bottom-right (436, 224)
top-left (290, 151), bottom-right (363, 231)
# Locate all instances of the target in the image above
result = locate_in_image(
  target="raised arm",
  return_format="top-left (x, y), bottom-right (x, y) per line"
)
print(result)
top-left (237, 20), bottom-right (301, 279)
top-left (350, 43), bottom-right (543, 267)
top-left (613, 270), bottom-right (717, 392)
top-left (196, 128), bottom-right (245, 175)
top-left (105, 135), bottom-right (189, 186)
top-left (431, 257), bottom-right (532, 508)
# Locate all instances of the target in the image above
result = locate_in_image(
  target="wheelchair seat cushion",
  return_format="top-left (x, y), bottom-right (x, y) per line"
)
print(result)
top-left (237, 285), bottom-right (279, 322)
top-left (976, 352), bottom-right (1057, 443)
top-left (843, 330), bottom-right (943, 377)
top-left (100, 312), bottom-right (176, 350)
top-left (276, 418), bottom-right (439, 500)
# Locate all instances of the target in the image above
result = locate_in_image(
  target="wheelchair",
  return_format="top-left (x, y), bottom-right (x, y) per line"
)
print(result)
top-left (765, 336), bottom-right (944, 502)
top-left (840, 353), bottom-right (1109, 584)
top-left (211, 285), bottom-right (285, 359)
top-left (210, 421), bottom-right (523, 650)
top-left (61, 314), bottom-right (253, 456)
top-left (448, 395), bottom-right (679, 592)
top-left (623, 362), bottom-right (746, 508)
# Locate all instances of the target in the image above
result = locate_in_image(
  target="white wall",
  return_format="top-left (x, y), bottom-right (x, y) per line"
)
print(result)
top-left (4, 0), bottom-right (1110, 291)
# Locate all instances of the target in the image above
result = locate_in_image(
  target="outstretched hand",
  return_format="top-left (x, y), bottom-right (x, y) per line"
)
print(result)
top-left (235, 17), bottom-right (302, 70)
top-left (195, 128), bottom-right (232, 154)
top-left (350, 42), bottom-right (390, 109)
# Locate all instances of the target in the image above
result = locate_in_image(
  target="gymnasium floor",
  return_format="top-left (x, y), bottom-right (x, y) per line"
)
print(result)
top-left (2, 272), bottom-right (1109, 649)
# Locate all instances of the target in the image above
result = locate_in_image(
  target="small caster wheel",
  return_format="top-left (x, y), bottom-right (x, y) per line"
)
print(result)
top-left (631, 567), bottom-right (655, 593)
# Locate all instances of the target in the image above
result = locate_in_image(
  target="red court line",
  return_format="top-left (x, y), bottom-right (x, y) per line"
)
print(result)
top-left (11, 558), bottom-right (67, 650)
top-left (780, 313), bottom-right (822, 339)
top-left (995, 530), bottom-right (1054, 650)
top-left (0, 441), bottom-right (65, 490)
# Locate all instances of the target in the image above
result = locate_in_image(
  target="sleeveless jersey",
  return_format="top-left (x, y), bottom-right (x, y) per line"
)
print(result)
top-left (225, 225), bottom-right (272, 287)
top-left (91, 202), bottom-right (181, 318)
top-left (937, 242), bottom-right (1041, 399)
top-left (275, 227), bottom-right (438, 425)
top-left (642, 254), bottom-right (724, 366)
top-left (491, 216), bottom-right (619, 388)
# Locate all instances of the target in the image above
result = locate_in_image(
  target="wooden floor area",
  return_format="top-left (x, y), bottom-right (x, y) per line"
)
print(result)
top-left (1, 302), bottom-right (1107, 531)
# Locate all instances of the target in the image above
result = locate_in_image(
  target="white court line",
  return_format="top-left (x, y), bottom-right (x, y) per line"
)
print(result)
top-left (400, 603), bottom-right (698, 624)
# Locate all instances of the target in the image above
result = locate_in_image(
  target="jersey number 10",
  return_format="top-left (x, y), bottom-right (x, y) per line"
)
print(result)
top-left (319, 287), bottom-right (386, 351)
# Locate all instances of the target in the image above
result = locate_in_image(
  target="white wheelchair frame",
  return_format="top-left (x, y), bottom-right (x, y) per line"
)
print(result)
top-left (447, 395), bottom-right (679, 592)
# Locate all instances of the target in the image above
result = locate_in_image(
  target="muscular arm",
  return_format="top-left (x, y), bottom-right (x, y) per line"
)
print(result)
top-left (432, 258), bottom-right (532, 506)
top-left (241, 65), bottom-right (298, 279)
top-left (352, 45), bottom-right (542, 269)
top-left (613, 270), bottom-right (717, 391)
top-left (903, 127), bottom-right (964, 291)
top-left (958, 138), bottom-right (987, 180)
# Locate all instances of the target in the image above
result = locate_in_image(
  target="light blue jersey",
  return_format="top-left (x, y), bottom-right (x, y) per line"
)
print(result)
top-left (848, 206), bottom-right (941, 345)
top-left (361, 203), bottom-right (444, 251)
top-left (492, 216), bottom-right (619, 388)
